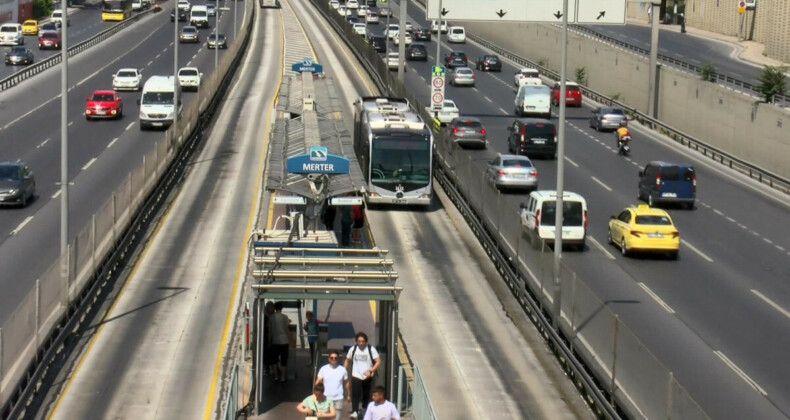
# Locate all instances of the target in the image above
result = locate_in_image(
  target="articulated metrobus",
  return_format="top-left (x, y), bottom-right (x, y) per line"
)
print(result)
top-left (101, 0), bottom-right (133, 21)
top-left (353, 97), bottom-right (433, 206)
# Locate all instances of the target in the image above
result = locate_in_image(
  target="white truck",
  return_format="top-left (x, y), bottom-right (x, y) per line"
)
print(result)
top-left (138, 76), bottom-right (181, 130)
top-left (189, 5), bottom-right (209, 28)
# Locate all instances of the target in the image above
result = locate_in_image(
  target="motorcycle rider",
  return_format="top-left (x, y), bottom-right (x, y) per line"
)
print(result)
top-left (616, 121), bottom-right (630, 143)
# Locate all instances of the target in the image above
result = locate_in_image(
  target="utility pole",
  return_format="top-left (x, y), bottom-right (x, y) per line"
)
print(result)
top-left (60, 4), bottom-right (70, 293)
top-left (647, 0), bottom-right (660, 118)
top-left (552, 0), bottom-right (569, 329)
top-left (397, 0), bottom-right (407, 81)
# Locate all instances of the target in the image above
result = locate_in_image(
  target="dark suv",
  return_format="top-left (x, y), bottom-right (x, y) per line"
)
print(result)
top-left (406, 43), bottom-right (428, 61)
top-left (506, 119), bottom-right (557, 159)
top-left (476, 54), bottom-right (501, 72)
top-left (0, 161), bottom-right (36, 207)
top-left (638, 162), bottom-right (696, 209)
top-left (444, 51), bottom-right (467, 68)
top-left (367, 34), bottom-right (386, 52)
top-left (412, 27), bottom-right (431, 41)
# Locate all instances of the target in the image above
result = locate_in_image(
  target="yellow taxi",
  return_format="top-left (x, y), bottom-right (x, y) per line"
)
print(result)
top-left (608, 204), bottom-right (679, 259)
top-left (22, 19), bottom-right (38, 35)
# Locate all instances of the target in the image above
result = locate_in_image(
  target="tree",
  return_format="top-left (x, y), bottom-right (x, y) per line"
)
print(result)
top-left (700, 63), bottom-right (716, 82)
top-left (756, 65), bottom-right (788, 103)
top-left (33, 0), bottom-right (52, 19)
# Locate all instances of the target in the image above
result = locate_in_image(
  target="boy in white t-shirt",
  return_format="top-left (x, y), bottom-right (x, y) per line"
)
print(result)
top-left (363, 386), bottom-right (400, 420)
top-left (316, 350), bottom-right (349, 420)
top-left (344, 332), bottom-right (381, 419)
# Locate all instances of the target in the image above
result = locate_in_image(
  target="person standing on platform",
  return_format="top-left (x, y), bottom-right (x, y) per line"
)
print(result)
top-left (263, 301), bottom-right (275, 376)
top-left (362, 386), bottom-right (400, 420)
top-left (351, 204), bottom-right (364, 245)
top-left (268, 301), bottom-right (293, 383)
top-left (323, 202), bottom-right (337, 231)
top-left (344, 332), bottom-right (381, 419)
top-left (340, 205), bottom-right (352, 247)
top-left (316, 350), bottom-right (350, 420)
top-left (303, 310), bottom-right (319, 366)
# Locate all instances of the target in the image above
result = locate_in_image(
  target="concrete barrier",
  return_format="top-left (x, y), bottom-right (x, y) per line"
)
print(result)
top-left (462, 21), bottom-right (790, 179)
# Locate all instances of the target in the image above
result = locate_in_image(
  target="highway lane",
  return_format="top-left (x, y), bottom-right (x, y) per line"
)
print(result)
top-left (0, 3), bottom-right (240, 321)
top-left (0, 4), bottom-right (135, 79)
top-left (360, 3), bottom-right (790, 418)
top-left (579, 23), bottom-right (789, 87)
top-left (47, 2), bottom-right (265, 417)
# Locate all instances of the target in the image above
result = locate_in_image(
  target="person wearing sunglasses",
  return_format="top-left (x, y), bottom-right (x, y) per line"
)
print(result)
top-left (316, 350), bottom-right (350, 420)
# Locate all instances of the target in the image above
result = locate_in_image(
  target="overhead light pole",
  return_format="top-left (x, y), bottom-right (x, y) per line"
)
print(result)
top-left (174, 3), bottom-right (179, 143)
top-left (218, 7), bottom-right (231, 70)
top-left (60, 4), bottom-right (70, 291)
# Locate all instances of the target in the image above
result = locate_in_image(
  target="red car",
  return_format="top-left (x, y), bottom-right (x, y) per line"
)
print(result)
top-left (85, 90), bottom-right (123, 120)
top-left (38, 31), bottom-right (62, 50)
top-left (551, 81), bottom-right (583, 107)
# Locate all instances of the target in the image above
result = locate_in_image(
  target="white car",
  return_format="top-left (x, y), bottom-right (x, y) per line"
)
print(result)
top-left (356, 5), bottom-right (368, 17)
top-left (404, 21), bottom-right (414, 31)
top-left (177, 0), bottom-right (191, 11)
top-left (386, 24), bottom-right (399, 39)
top-left (430, 20), bottom-right (447, 34)
top-left (436, 100), bottom-right (460, 124)
top-left (514, 67), bottom-right (541, 87)
top-left (112, 68), bottom-right (143, 91)
top-left (346, 0), bottom-right (359, 9)
top-left (392, 32), bottom-right (412, 46)
top-left (0, 23), bottom-right (24, 46)
top-left (365, 11), bottom-right (379, 24)
top-left (177, 67), bottom-right (202, 91)
top-left (329, 0), bottom-right (339, 9)
top-left (51, 10), bottom-right (71, 27)
top-left (336, 6), bottom-right (347, 16)
top-left (386, 52), bottom-right (399, 70)
top-left (352, 23), bottom-right (367, 36)
top-left (447, 26), bottom-right (466, 43)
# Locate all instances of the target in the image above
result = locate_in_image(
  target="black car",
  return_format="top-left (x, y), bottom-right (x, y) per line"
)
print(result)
top-left (506, 118), bottom-right (557, 159)
top-left (346, 15), bottom-right (360, 23)
top-left (0, 161), bottom-right (36, 207)
top-left (443, 51), bottom-right (467, 68)
top-left (365, 0), bottom-right (376, 7)
top-left (476, 54), bottom-right (501, 72)
top-left (171, 8), bottom-right (187, 22)
top-left (412, 27), bottom-right (431, 42)
top-left (367, 34), bottom-right (386, 52)
top-left (4, 46), bottom-right (34, 65)
top-left (406, 43), bottom-right (427, 61)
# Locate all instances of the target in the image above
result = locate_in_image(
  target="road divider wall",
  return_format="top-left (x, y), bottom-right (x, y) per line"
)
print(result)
top-left (0, 3), bottom-right (255, 416)
top-left (461, 21), bottom-right (790, 182)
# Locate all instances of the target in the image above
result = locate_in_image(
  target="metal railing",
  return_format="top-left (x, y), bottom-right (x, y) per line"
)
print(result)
top-left (396, 364), bottom-right (436, 420)
top-left (0, 2), bottom-right (255, 416)
top-left (0, 8), bottom-right (155, 92)
top-left (566, 24), bottom-right (790, 106)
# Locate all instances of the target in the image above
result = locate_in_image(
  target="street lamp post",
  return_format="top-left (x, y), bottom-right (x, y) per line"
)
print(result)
top-left (218, 7), bottom-right (231, 71)
top-left (60, 5), bottom-right (70, 289)
top-left (173, 3), bottom-right (179, 143)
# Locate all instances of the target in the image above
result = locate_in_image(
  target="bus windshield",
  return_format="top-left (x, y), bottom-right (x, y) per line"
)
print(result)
top-left (370, 135), bottom-right (430, 186)
top-left (102, 0), bottom-right (125, 11)
top-left (142, 92), bottom-right (174, 105)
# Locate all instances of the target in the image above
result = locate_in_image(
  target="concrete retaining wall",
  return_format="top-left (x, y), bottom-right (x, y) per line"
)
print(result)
top-left (463, 21), bottom-right (790, 179)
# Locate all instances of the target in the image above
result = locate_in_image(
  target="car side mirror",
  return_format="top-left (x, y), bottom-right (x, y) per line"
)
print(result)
top-left (199, 73), bottom-right (204, 78)
top-left (638, 170), bottom-right (644, 177)
top-left (136, 99), bottom-right (141, 106)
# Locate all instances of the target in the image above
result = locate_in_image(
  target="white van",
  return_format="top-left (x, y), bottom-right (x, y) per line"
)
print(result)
top-left (520, 190), bottom-right (588, 250)
top-left (132, 0), bottom-right (143, 10)
top-left (190, 5), bottom-right (209, 28)
top-left (514, 68), bottom-right (541, 87)
top-left (0, 23), bottom-right (24, 46)
top-left (51, 10), bottom-right (70, 27)
top-left (138, 76), bottom-right (181, 130)
top-left (447, 26), bottom-right (466, 43)
top-left (515, 85), bottom-right (551, 119)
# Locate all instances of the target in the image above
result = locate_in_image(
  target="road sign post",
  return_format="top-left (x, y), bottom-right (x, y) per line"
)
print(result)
top-left (430, 65), bottom-right (445, 111)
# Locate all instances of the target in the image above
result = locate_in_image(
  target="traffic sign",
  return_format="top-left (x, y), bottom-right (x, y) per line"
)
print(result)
top-left (432, 92), bottom-right (444, 107)
top-left (425, 0), bottom-right (626, 24)
top-left (291, 58), bottom-right (324, 73)
top-left (737, 1), bottom-right (746, 13)
top-left (432, 76), bottom-right (444, 89)
top-left (274, 196), bottom-right (307, 205)
top-left (330, 197), bottom-right (364, 206)
top-left (431, 65), bottom-right (446, 77)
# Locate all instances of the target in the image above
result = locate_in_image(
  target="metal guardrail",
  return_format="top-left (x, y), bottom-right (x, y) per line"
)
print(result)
top-left (464, 31), bottom-right (790, 195)
top-left (0, 8), bottom-right (154, 92)
top-left (567, 25), bottom-right (790, 106)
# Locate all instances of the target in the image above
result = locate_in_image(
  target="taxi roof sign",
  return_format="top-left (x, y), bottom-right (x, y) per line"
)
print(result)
top-left (292, 58), bottom-right (324, 73)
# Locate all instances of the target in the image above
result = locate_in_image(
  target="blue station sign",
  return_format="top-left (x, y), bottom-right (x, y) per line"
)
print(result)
top-left (291, 58), bottom-right (324, 73)
top-left (286, 145), bottom-right (349, 174)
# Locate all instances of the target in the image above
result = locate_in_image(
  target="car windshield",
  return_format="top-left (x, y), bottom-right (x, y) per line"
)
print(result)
top-left (142, 92), bottom-right (174, 105)
top-left (192, 11), bottom-right (206, 16)
top-left (91, 94), bottom-right (115, 101)
top-left (502, 159), bottom-right (531, 167)
top-left (635, 215), bottom-right (672, 225)
top-left (451, 28), bottom-right (463, 34)
top-left (10, 47), bottom-right (26, 53)
top-left (41, 23), bottom-right (57, 30)
top-left (604, 108), bottom-right (624, 115)
top-left (183, 27), bottom-right (196, 33)
top-left (540, 201), bottom-right (584, 226)
top-left (524, 123), bottom-right (555, 139)
top-left (180, 69), bottom-right (198, 76)
top-left (0, 167), bottom-right (21, 180)
top-left (41, 32), bottom-right (57, 38)
top-left (118, 71), bottom-right (136, 77)
top-left (457, 69), bottom-right (472, 75)
top-left (1, 27), bottom-right (16, 33)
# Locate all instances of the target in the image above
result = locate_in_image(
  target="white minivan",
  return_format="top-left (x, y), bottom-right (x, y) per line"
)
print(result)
top-left (190, 5), bottom-right (209, 28)
top-left (515, 84), bottom-right (551, 119)
top-left (0, 23), bottom-right (24, 46)
top-left (520, 190), bottom-right (588, 250)
top-left (447, 26), bottom-right (466, 43)
top-left (138, 75), bottom-right (181, 130)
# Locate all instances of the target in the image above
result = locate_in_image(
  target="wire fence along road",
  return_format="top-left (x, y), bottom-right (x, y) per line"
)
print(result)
top-left (567, 25), bottom-right (790, 106)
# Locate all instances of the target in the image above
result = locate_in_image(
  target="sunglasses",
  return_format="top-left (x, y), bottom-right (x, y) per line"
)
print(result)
top-left (329, 356), bottom-right (338, 360)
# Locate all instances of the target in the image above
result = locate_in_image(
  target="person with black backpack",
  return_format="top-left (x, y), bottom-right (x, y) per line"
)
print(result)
top-left (343, 332), bottom-right (381, 419)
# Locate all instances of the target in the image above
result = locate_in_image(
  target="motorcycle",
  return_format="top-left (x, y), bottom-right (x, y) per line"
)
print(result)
top-left (617, 135), bottom-right (631, 156)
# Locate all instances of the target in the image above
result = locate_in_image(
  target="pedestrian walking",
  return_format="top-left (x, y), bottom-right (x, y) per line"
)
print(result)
top-left (351, 204), bottom-right (364, 244)
top-left (263, 301), bottom-right (275, 376)
top-left (344, 332), bottom-right (381, 419)
top-left (304, 310), bottom-right (320, 366)
top-left (323, 203), bottom-right (337, 231)
top-left (316, 350), bottom-right (350, 420)
top-left (362, 386), bottom-right (399, 420)
top-left (268, 301), bottom-right (293, 383)
top-left (296, 383), bottom-right (336, 419)
top-left (340, 205), bottom-right (352, 247)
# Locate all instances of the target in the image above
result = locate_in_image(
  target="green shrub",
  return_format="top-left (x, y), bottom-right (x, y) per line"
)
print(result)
top-left (756, 65), bottom-right (788, 103)
top-left (33, 0), bottom-right (53, 19)
top-left (700, 63), bottom-right (717, 82)
top-left (574, 66), bottom-right (587, 85)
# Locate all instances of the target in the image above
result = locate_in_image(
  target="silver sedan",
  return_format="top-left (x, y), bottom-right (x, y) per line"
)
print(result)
top-left (449, 66), bottom-right (475, 87)
top-left (590, 106), bottom-right (628, 131)
top-left (485, 154), bottom-right (539, 192)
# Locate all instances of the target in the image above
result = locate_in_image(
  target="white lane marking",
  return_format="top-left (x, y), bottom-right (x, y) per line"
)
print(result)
top-left (713, 208), bottom-right (723, 216)
top-left (37, 138), bottom-right (51, 148)
top-left (564, 156), bottom-right (579, 168)
top-left (68, 121), bottom-right (74, 127)
top-left (472, 87), bottom-right (479, 92)
top-left (589, 236), bottom-right (615, 259)
top-left (638, 282), bottom-right (675, 314)
top-left (776, 245), bottom-right (786, 252)
top-left (10, 216), bottom-right (34, 236)
top-left (714, 350), bottom-right (767, 396)
top-left (148, 60), bottom-right (154, 66)
top-left (751, 289), bottom-right (790, 319)
top-left (726, 216), bottom-right (736, 223)
top-left (484, 96), bottom-right (492, 103)
top-left (107, 137), bottom-right (119, 148)
top-left (738, 223), bottom-right (747, 229)
top-left (52, 189), bottom-right (61, 198)
top-left (681, 239), bottom-right (713, 262)
top-left (632, 161), bottom-right (640, 166)
top-left (498, 107), bottom-right (508, 114)
top-left (82, 157), bottom-right (97, 170)
top-left (700, 202), bottom-right (711, 208)
top-left (125, 122), bottom-right (135, 131)
top-left (155, 53), bottom-right (161, 59)
top-left (590, 176), bottom-right (612, 191)
top-left (762, 237), bottom-right (773, 244)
